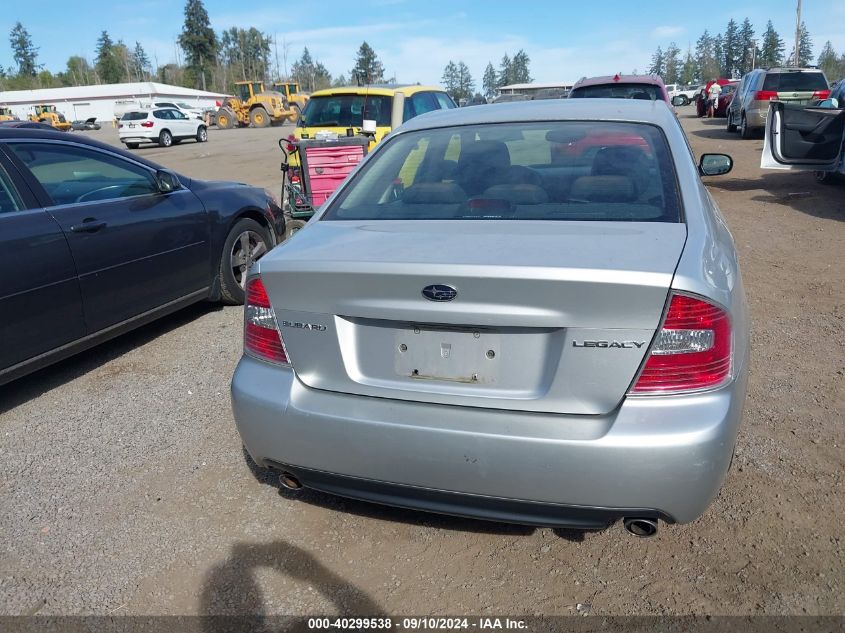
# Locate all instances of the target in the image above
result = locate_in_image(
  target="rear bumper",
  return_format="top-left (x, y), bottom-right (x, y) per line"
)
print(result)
top-left (232, 356), bottom-right (746, 526)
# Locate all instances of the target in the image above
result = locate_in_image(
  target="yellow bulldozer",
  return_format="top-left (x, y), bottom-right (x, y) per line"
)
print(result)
top-left (272, 81), bottom-right (310, 121)
top-left (29, 104), bottom-right (72, 131)
top-left (215, 81), bottom-right (296, 129)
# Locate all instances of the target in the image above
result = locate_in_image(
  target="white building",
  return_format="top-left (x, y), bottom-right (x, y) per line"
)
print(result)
top-left (497, 82), bottom-right (577, 97)
top-left (0, 82), bottom-right (230, 123)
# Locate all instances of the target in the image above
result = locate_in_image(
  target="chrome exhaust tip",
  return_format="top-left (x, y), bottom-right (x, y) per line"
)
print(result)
top-left (279, 471), bottom-right (303, 491)
top-left (623, 517), bottom-right (658, 538)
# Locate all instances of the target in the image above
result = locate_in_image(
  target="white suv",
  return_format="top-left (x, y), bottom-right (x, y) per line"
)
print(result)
top-left (152, 101), bottom-right (206, 120)
top-left (119, 108), bottom-right (208, 149)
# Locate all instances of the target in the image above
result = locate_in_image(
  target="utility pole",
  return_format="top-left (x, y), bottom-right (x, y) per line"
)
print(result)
top-left (794, 0), bottom-right (802, 66)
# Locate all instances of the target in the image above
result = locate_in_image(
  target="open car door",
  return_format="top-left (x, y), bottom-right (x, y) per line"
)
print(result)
top-left (762, 101), bottom-right (845, 173)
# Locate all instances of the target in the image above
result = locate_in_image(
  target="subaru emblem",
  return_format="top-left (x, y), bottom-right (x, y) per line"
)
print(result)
top-left (422, 284), bottom-right (457, 302)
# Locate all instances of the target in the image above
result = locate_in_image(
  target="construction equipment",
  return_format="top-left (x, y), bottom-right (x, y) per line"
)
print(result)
top-left (28, 105), bottom-right (72, 131)
top-left (0, 107), bottom-right (17, 122)
top-left (272, 82), bottom-right (310, 122)
top-left (215, 81), bottom-right (294, 129)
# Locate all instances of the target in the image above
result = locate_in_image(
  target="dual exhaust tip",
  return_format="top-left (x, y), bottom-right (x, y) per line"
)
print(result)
top-left (276, 466), bottom-right (658, 537)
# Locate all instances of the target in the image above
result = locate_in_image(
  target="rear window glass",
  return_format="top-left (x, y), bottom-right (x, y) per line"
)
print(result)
top-left (570, 83), bottom-right (664, 101)
top-left (763, 72), bottom-right (828, 92)
top-left (323, 122), bottom-right (682, 223)
top-left (121, 111), bottom-right (148, 121)
top-left (299, 95), bottom-right (392, 127)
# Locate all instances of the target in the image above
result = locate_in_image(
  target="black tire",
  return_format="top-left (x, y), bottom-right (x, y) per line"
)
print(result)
top-left (159, 130), bottom-right (173, 147)
top-left (196, 125), bottom-right (208, 142)
top-left (250, 107), bottom-right (271, 128)
top-left (125, 142), bottom-right (139, 149)
top-left (740, 114), bottom-right (752, 139)
top-left (216, 108), bottom-right (235, 129)
top-left (219, 218), bottom-right (272, 305)
top-left (679, 95), bottom-right (689, 106)
top-left (726, 110), bottom-right (737, 133)
top-left (284, 218), bottom-right (307, 241)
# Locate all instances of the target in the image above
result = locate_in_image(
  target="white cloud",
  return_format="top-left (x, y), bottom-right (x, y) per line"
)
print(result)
top-left (651, 25), bottom-right (685, 39)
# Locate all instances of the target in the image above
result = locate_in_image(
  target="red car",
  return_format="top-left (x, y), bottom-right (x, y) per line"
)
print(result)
top-left (695, 78), bottom-right (733, 117)
top-left (714, 82), bottom-right (739, 117)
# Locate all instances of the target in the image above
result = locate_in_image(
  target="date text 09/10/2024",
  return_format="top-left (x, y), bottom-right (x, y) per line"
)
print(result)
top-left (306, 617), bottom-right (529, 630)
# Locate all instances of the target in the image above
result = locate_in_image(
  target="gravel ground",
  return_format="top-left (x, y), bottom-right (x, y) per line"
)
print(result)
top-left (0, 111), bottom-right (843, 617)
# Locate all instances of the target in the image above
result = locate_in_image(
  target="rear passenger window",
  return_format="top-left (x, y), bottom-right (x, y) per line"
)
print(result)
top-left (0, 164), bottom-right (24, 213)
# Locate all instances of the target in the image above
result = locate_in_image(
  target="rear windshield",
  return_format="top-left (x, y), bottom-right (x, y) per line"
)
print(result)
top-left (299, 94), bottom-right (392, 128)
top-left (121, 111), bottom-right (148, 121)
top-left (323, 122), bottom-right (682, 223)
top-left (763, 72), bottom-right (828, 92)
top-left (570, 83), bottom-right (664, 101)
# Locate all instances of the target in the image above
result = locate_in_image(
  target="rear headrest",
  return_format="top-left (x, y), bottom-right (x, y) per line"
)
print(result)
top-left (402, 182), bottom-right (468, 204)
top-left (457, 140), bottom-right (511, 171)
top-left (570, 176), bottom-right (636, 203)
top-left (593, 146), bottom-right (649, 175)
top-left (482, 184), bottom-right (549, 205)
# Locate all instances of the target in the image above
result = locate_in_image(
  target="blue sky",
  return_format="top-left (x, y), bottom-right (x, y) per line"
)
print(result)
top-left (2, 0), bottom-right (844, 84)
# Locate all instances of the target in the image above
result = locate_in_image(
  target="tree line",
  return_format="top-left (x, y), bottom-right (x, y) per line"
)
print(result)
top-left (440, 51), bottom-right (532, 103)
top-left (648, 18), bottom-right (845, 84)
top-left (0, 0), bottom-right (390, 95)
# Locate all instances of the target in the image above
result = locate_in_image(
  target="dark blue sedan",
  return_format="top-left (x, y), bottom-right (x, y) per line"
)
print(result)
top-left (0, 128), bottom-right (284, 385)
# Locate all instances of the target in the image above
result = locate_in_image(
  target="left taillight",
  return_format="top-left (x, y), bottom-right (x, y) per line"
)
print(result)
top-left (244, 277), bottom-right (289, 365)
top-left (630, 292), bottom-right (732, 395)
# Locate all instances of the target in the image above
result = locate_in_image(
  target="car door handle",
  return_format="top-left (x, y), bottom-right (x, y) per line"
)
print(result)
top-left (70, 219), bottom-right (107, 233)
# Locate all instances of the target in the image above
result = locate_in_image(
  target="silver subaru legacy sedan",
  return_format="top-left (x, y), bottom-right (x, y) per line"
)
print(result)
top-left (231, 99), bottom-right (749, 537)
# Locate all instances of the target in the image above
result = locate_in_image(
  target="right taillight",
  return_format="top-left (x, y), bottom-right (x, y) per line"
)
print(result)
top-left (630, 293), bottom-right (732, 395)
top-left (244, 277), bottom-right (289, 365)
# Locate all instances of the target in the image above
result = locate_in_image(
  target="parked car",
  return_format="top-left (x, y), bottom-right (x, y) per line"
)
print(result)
top-left (151, 101), bottom-right (206, 120)
top-left (0, 127), bottom-right (284, 386)
top-left (727, 67), bottom-right (830, 139)
top-left (118, 108), bottom-right (209, 149)
top-left (0, 120), bottom-right (55, 130)
top-left (70, 117), bottom-right (102, 131)
top-left (284, 85), bottom-right (456, 234)
top-left (666, 83), bottom-right (700, 105)
top-left (569, 74), bottom-right (671, 103)
top-left (761, 80), bottom-right (845, 183)
top-left (714, 81), bottom-right (739, 117)
top-left (232, 99), bottom-right (749, 536)
top-left (692, 79), bottom-right (733, 117)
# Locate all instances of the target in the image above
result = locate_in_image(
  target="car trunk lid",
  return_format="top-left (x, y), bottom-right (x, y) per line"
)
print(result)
top-left (260, 220), bottom-right (687, 415)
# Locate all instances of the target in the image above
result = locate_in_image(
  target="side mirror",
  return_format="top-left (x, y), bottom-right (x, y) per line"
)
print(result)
top-left (699, 153), bottom-right (733, 176)
top-left (671, 96), bottom-right (686, 107)
top-left (155, 170), bottom-right (181, 193)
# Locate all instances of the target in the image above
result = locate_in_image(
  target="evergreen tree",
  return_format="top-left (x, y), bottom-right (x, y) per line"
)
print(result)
top-left (788, 22), bottom-right (813, 67)
top-left (681, 48), bottom-right (697, 84)
top-left (132, 42), bottom-right (151, 81)
top-left (482, 62), bottom-right (497, 99)
top-left (664, 42), bottom-right (681, 83)
top-left (510, 50), bottom-right (531, 84)
top-left (350, 41), bottom-right (384, 84)
top-left (817, 41), bottom-right (838, 80)
top-left (759, 20), bottom-right (784, 68)
top-left (497, 54), bottom-right (512, 87)
top-left (9, 22), bottom-right (39, 77)
top-left (291, 47), bottom-right (315, 90)
top-left (441, 61), bottom-right (459, 98)
top-left (695, 30), bottom-right (719, 80)
top-left (95, 31), bottom-right (123, 84)
top-left (648, 46), bottom-right (665, 77)
top-left (722, 19), bottom-right (741, 77)
top-left (178, 0), bottom-right (218, 88)
top-left (738, 18), bottom-right (756, 75)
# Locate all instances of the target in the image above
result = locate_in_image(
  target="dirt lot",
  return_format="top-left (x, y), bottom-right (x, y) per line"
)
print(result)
top-left (0, 110), bottom-right (843, 618)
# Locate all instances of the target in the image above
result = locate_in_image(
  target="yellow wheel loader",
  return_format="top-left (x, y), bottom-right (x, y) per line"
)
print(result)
top-left (272, 82), bottom-right (310, 122)
top-left (28, 105), bottom-right (72, 131)
top-left (215, 81), bottom-right (293, 129)
top-left (0, 106), bottom-right (17, 122)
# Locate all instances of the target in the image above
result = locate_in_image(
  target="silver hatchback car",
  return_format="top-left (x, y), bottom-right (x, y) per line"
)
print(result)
top-left (231, 99), bottom-right (749, 536)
